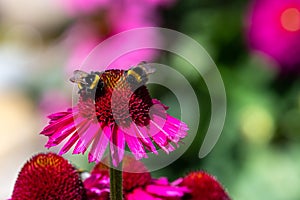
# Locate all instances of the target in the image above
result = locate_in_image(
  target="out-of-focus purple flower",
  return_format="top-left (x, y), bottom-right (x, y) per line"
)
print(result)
top-left (246, 0), bottom-right (300, 72)
top-left (10, 153), bottom-right (87, 200)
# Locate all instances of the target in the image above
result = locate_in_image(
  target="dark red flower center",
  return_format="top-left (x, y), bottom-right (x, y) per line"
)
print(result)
top-left (11, 153), bottom-right (87, 200)
top-left (77, 69), bottom-right (153, 127)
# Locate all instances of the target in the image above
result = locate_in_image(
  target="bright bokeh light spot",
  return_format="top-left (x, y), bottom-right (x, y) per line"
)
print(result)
top-left (240, 105), bottom-right (274, 145)
top-left (281, 8), bottom-right (300, 32)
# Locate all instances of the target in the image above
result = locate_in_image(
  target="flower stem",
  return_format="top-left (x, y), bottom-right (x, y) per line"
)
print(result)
top-left (109, 151), bottom-right (123, 200)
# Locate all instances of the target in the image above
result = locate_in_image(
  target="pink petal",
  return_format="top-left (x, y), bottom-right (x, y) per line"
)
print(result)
top-left (73, 122), bottom-right (100, 154)
top-left (59, 120), bottom-right (91, 155)
top-left (45, 126), bottom-right (76, 148)
top-left (88, 125), bottom-right (112, 162)
top-left (45, 117), bottom-right (86, 147)
top-left (127, 188), bottom-right (162, 200)
top-left (110, 125), bottom-right (125, 167)
top-left (147, 121), bottom-right (169, 153)
top-left (151, 99), bottom-right (168, 110)
top-left (47, 111), bottom-right (71, 120)
top-left (123, 127), bottom-right (147, 160)
top-left (59, 132), bottom-right (79, 155)
top-left (134, 124), bottom-right (158, 154)
top-left (146, 184), bottom-right (188, 197)
top-left (153, 177), bottom-right (169, 185)
top-left (41, 113), bottom-right (75, 135)
top-left (150, 114), bottom-right (188, 146)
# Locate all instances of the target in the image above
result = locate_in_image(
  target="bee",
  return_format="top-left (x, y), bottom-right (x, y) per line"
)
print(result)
top-left (70, 70), bottom-right (104, 95)
top-left (124, 62), bottom-right (156, 90)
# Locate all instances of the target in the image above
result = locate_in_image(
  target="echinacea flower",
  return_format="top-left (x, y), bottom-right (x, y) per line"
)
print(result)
top-left (246, 0), bottom-right (300, 72)
top-left (83, 156), bottom-right (189, 200)
top-left (179, 171), bottom-right (231, 200)
top-left (11, 153), bottom-right (87, 200)
top-left (41, 63), bottom-right (188, 166)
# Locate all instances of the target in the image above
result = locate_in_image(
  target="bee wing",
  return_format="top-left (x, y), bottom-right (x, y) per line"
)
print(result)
top-left (70, 70), bottom-right (89, 84)
top-left (137, 62), bottom-right (156, 75)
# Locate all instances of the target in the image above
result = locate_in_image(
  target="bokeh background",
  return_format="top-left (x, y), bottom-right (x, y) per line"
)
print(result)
top-left (1, 0), bottom-right (300, 199)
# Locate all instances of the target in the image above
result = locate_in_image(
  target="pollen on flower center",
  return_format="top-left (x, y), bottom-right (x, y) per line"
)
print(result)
top-left (281, 8), bottom-right (300, 32)
top-left (11, 153), bottom-right (87, 200)
top-left (41, 65), bottom-right (188, 166)
top-left (78, 69), bottom-right (153, 127)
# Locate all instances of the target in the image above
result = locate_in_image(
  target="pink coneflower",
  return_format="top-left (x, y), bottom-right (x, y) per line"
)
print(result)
top-left (83, 156), bottom-right (189, 200)
top-left (179, 171), bottom-right (231, 200)
top-left (41, 63), bottom-right (188, 166)
top-left (11, 153), bottom-right (87, 200)
top-left (246, 0), bottom-right (300, 72)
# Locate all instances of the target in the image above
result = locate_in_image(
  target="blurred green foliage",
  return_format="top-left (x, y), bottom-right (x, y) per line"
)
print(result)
top-left (153, 0), bottom-right (300, 199)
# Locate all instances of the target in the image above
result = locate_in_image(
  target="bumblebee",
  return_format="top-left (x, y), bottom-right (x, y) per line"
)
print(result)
top-left (70, 62), bottom-right (155, 97)
top-left (70, 70), bottom-right (103, 95)
top-left (124, 62), bottom-right (156, 90)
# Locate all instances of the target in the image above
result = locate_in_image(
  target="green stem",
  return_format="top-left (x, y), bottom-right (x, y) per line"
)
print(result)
top-left (109, 151), bottom-right (123, 200)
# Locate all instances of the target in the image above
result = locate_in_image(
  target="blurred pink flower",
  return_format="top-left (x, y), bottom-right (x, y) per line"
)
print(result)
top-left (39, 90), bottom-right (71, 116)
top-left (61, 0), bottom-right (175, 15)
top-left (62, 0), bottom-right (171, 75)
top-left (61, 0), bottom-right (110, 15)
top-left (64, 22), bottom-right (160, 74)
top-left (246, 0), bottom-right (300, 72)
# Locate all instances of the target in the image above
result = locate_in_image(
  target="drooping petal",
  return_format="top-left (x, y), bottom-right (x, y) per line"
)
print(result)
top-left (151, 112), bottom-right (188, 143)
top-left (134, 124), bottom-right (158, 154)
top-left (110, 125), bottom-right (126, 167)
top-left (47, 108), bottom-right (76, 120)
top-left (123, 126), bottom-right (147, 160)
top-left (59, 131), bottom-right (80, 155)
top-left (41, 113), bottom-right (75, 135)
top-left (73, 122), bottom-right (100, 154)
top-left (88, 125), bottom-right (111, 162)
top-left (45, 117), bottom-right (85, 148)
